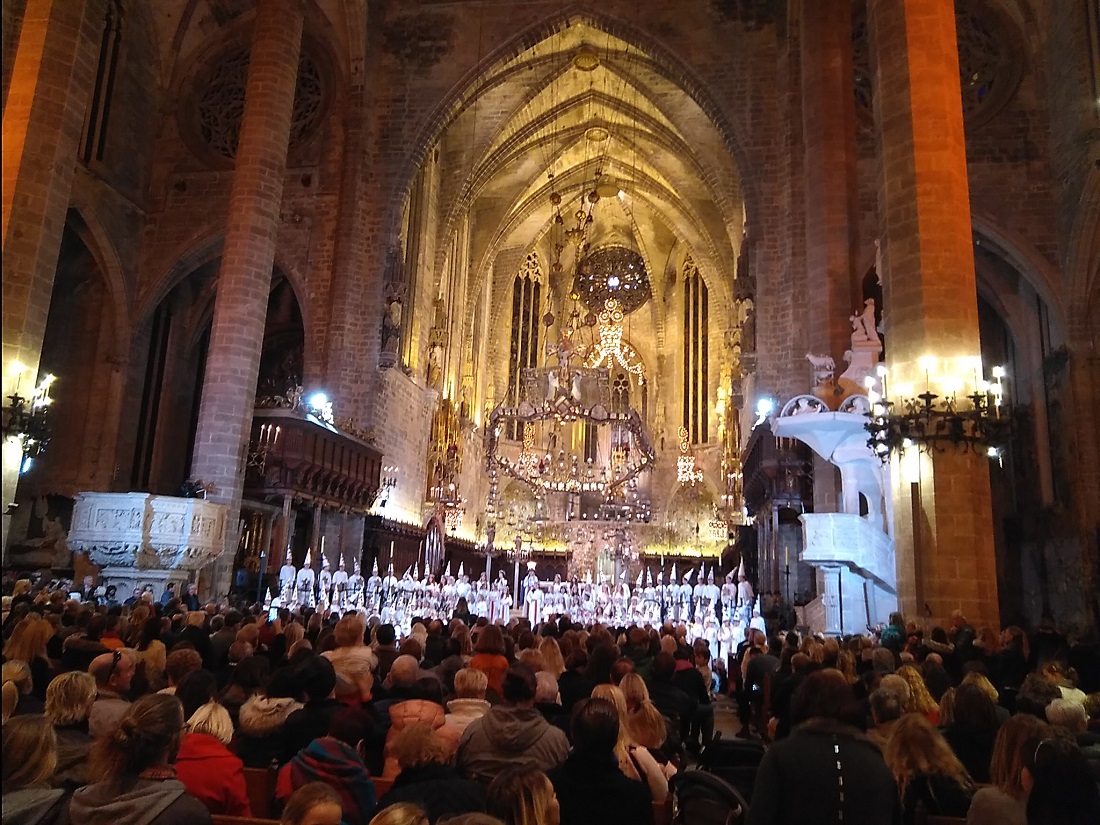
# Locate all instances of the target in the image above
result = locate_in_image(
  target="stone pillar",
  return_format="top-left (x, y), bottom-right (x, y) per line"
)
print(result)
top-left (189, 0), bottom-right (303, 596)
top-left (800, 0), bottom-right (861, 361)
top-left (2, 0), bottom-right (99, 556)
top-left (869, 0), bottom-right (999, 629)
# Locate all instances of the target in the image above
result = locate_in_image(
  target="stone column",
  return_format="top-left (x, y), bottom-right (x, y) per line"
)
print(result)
top-left (2, 0), bottom-right (99, 556)
top-left (800, 0), bottom-right (861, 361)
top-left (868, 0), bottom-right (999, 629)
top-left (189, 0), bottom-right (303, 596)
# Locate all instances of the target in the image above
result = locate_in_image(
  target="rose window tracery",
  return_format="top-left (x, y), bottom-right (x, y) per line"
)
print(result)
top-left (852, 0), bottom-right (1022, 129)
top-left (195, 48), bottom-right (326, 162)
top-left (573, 246), bottom-right (651, 315)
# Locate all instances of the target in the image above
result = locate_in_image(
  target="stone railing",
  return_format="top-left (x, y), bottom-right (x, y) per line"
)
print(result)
top-left (68, 492), bottom-right (228, 572)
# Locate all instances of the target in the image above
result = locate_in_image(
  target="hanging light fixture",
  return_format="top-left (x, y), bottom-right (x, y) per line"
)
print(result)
top-left (3, 366), bottom-right (56, 473)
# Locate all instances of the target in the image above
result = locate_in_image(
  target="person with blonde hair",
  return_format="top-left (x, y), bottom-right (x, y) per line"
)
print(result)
top-left (68, 693), bottom-right (213, 825)
top-left (45, 670), bottom-right (97, 789)
top-left (444, 667), bottom-right (491, 739)
top-left (966, 713), bottom-right (1050, 825)
top-left (3, 614), bottom-right (54, 700)
top-left (895, 664), bottom-right (940, 724)
top-left (2, 714), bottom-right (65, 825)
top-left (174, 700), bottom-right (250, 816)
top-left (2, 659), bottom-right (41, 715)
top-left (369, 803), bottom-right (429, 825)
top-left (618, 673), bottom-right (669, 755)
top-left (539, 637), bottom-right (566, 678)
top-left (486, 765), bottom-right (560, 825)
top-left (377, 722), bottom-right (485, 821)
top-left (322, 614), bottom-right (376, 701)
top-left (2, 678), bottom-right (19, 722)
top-left (591, 683), bottom-right (671, 801)
top-left (883, 713), bottom-right (974, 824)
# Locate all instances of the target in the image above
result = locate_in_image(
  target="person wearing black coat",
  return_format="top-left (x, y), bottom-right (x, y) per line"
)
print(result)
top-left (746, 670), bottom-right (901, 825)
top-left (378, 723), bottom-right (485, 825)
top-left (548, 697), bottom-right (654, 825)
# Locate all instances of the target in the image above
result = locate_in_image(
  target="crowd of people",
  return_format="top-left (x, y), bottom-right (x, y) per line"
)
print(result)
top-left (2, 572), bottom-right (1099, 825)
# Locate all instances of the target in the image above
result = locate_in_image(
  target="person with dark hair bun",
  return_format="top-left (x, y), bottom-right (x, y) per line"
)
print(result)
top-left (547, 697), bottom-right (653, 825)
top-left (68, 693), bottom-right (212, 825)
top-left (746, 670), bottom-right (900, 825)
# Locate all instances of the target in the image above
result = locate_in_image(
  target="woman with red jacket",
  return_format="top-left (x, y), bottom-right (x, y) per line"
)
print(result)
top-left (174, 700), bottom-right (251, 816)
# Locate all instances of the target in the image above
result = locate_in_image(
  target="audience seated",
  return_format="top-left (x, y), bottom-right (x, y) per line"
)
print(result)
top-left (159, 647), bottom-right (202, 696)
top-left (174, 700), bottom-right (251, 816)
top-left (747, 669), bottom-right (900, 825)
top-left (2, 714), bottom-right (66, 825)
top-left (87, 648), bottom-right (135, 737)
top-left (966, 713), bottom-right (1050, 825)
top-left (548, 697), bottom-right (654, 825)
top-left (867, 687), bottom-right (903, 751)
top-left (456, 663), bottom-right (569, 784)
top-left (323, 615), bottom-right (376, 702)
top-left (235, 666), bottom-right (305, 768)
top-left (485, 766), bottom-right (559, 825)
top-left (942, 682), bottom-right (1001, 783)
top-left (1025, 735), bottom-right (1100, 825)
top-left (68, 693), bottom-right (213, 825)
top-left (468, 625), bottom-right (509, 700)
top-left (591, 683), bottom-right (671, 801)
top-left (443, 667), bottom-right (491, 742)
top-left (282, 656), bottom-right (344, 763)
top-left (884, 712), bottom-right (974, 825)
top-left (383, 677), bottom-right (454, 777)
top-left (281, 780), bottom-right (344, 825)
top-left (44, 671), bottom-right (96, 790)
top-left (276, 708), bottom-right (378, 825)
top-left (378, 722), bottom-right (485, 823)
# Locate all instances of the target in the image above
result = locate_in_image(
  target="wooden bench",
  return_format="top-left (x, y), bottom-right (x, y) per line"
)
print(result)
top-left (241, 767), bottom-right (277, 819)
top-left (372, 775), bottom-right (395, 798)
top-left (212, 816), bottom-right (280, 825)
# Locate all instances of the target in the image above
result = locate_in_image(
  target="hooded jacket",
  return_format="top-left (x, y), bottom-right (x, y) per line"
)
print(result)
top-left (455, 705), bottom-right (570, 784)
top-left (233, 694), bottom-right (303, 768)
top-left (382, 699), bottom-right (457, 778)
top-left (377, 763), bottom-right (486, 822)
top-left (173, 732), bottom-right (251, 816)
top-left (66, 776), bottom-right (212, 825)
top-left (51, 723), bottom-right (93, 790)
top-left (2, 785), bottom-right (66, 825)
top-left (443, 697), bottom-right (491, 740)
top-left (275, 737), bottom-right (377, 825)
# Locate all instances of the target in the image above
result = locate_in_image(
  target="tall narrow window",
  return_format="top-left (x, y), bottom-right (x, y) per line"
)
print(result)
top-left (506, 252), bottom-right (542, 439)
top-left (81, 0), bottom-right (123, 164)
top-left (682, 256), bottom-right (709, 444)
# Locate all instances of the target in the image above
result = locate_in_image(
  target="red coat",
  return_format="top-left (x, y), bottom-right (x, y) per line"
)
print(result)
top-left (175, 731), bottom-right (252, 816)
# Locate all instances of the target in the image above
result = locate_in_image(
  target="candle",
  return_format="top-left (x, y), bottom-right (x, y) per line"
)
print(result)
top-left (785, 547), bottom-right (789, 566)
top-left (389, 539), bottom-right (395, 561)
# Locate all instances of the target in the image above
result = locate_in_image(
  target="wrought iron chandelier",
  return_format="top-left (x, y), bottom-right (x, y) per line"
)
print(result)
top-left (3, 368), bottom-right (56, 472)
top-left (865, 361), bottom-right (1013, 460)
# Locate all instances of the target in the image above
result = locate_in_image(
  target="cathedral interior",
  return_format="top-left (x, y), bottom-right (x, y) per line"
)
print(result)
top-left (2, 0), bottom-right (1098, 637)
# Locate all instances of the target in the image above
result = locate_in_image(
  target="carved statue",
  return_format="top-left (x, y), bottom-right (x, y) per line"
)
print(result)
top-left (806, 353), bottom-right (836, 387)
top-left (850, 298), bottom-right (878, 344)
top-left (740, 299), bottom-right (756, 354)
top-left (382, 297), bottom-right (403, 354)
top-left (427, 343), bottom-right (443, 389)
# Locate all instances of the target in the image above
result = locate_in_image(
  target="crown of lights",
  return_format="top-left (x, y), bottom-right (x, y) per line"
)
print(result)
top-left (676, 426), bottom-right (704, 485)
top-left (584, 299), bottom-right (645, 380)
